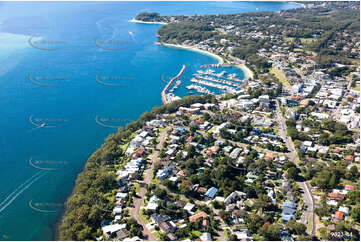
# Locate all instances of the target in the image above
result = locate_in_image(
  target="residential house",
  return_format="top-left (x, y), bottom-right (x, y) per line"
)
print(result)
top-left (116, 229), bottom-right (129, 240)
top-left (151, 213), bottom-right (171, 223)
top-left (189, 212), bottom-right (209, 222)
top-left (146, 196), bottom-right (159, 211)
top-left (159, 221), bottom-right (177, 234)
top-left (205, 187), bottom-right (218, 199)
top-left (334, 211), bottom-right (344, 221)
top-left (282, 200), bottom-right (297, 222)
top-left (200, 232), bottom-right (212, 241)
top-left (184, 203), bottom-right (195, 214)
top-left (327, 192), bottom-right (345, 201)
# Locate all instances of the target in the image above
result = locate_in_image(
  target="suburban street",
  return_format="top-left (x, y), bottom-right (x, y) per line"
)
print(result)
top-left (131, 128), bottom-right (168, 241)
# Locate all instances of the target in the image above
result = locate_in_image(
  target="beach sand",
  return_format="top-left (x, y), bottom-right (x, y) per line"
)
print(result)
top-left (129, 18), bottom-right (167, 25)
top-left (157, 42), bottom-right (224, 65)
top-left (157, 42), bottom-right (255, 80)
top-left (236, 64), bottom-right (254, 80)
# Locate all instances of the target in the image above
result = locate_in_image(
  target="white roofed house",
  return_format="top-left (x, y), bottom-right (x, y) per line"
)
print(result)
top-left (101, 223), bottom-right (127, 238)
top-left (183, 202), bottom-right (195, 214)
top-left (259, 95), bottom-right (270, 109)
top-left (126, 135), bottom-right (144, 155)
top-left (179, 106), bottom-right (200, 114)
top-left (230, 147), bottom-right (242, 159)
top-left (169, 135), bottom-right (181, 144)
top-left (224, 191), bottom-right (238, 205)
top-left (233, 231), bottom-right (253, 241)
top-left (339, 206), bottom-right (350, 215)
top-left (238, 99), bottom-right (254, 109)
top-left (165, 147), bottom-right (176, 156)
top-left (220, 99), bottom-right (238, 109)
top-left (146, 119), bottom-right (164, 127)
top-left (113, 206), bottom-right (123, 215)
top-left (303, 141), bottom-right (313, 147)
top-left (190, 103), bottom-right (204, 109)
top-left (200, 121), bottom-right (212, 131)
top-left (116, 192), bottom-right (128, 200)
top-left (200, 232), bottom-right (212, 241)
top-left (139, 131), bottom-right (149, 138)
top-left (311, 112), bottom-right (329, 120)
top-left (223, 146), bottom-right (233, 154)
top-left (146, 195), bottom-right (159, 211)
top-left (224, 191), bottom-right (246, 205)
top-left (291, 84), bottom-right (302, 94)
top-left (213, 122), bottom-right (229, 135)
top-left (117, 170), bottom-right (129, 182)
top-left (203, 103), bottom-right (216, 110)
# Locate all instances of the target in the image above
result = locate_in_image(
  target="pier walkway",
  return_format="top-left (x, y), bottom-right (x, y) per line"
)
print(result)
top-left (161, 65), bottom-right (186, 104)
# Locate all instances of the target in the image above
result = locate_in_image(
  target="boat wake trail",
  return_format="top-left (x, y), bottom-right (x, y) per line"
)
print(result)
top-left (0, 170), bottom-right (48, 213)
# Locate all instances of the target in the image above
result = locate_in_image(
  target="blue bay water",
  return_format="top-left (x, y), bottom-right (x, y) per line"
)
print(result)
top-left (0, 1), bottom-right (300, 240)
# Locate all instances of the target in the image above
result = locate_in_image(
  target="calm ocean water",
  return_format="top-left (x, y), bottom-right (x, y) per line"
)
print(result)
top-left (0, 1), bottom-right (300, 240)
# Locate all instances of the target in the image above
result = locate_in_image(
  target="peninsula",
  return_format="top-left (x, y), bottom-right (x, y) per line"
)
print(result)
top-left (59, 2), bottom-right (360, 241)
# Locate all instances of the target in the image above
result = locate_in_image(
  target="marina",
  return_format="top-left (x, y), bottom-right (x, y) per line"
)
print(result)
top-left (186, 84), bottom-right (216, 95)
top-left (159, 65), bottom-right (245, 101)
top-left (169, 80), bottom-right (181, 93)
top-left (193, 74), bottom-right (242, 88)
top-left (185, 66), bottom-right (245, 96)
top-left (190, 78), bottom-right (238, 93)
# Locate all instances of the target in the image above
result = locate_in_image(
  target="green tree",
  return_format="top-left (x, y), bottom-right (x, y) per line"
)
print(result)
top-left (328, 173), bottom-right (337, 188)
top-left (351, 206), bottom-right (360, 222)
top-left (286, 220), bottom-right (306, 235)
top-left (258, 223), bottom-right (282, 240)
top-left (287, 167), bottom-right (298, 180)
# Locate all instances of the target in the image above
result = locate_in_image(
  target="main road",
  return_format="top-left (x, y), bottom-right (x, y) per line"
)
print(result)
top-left (275, 102), bottom-right (315, 235)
